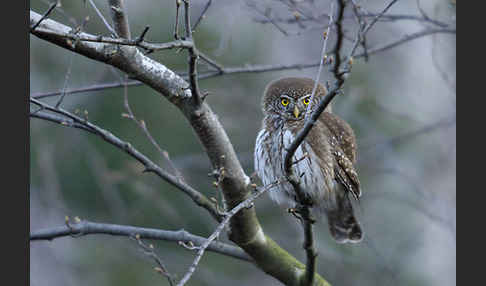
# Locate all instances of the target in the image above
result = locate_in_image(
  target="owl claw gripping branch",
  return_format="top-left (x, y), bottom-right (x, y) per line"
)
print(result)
top-left (254, 77), bottom-right (363, 244)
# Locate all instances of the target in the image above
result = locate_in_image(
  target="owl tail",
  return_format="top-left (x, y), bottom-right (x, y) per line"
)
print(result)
top-left (325, 192), bottom-right (363, 244)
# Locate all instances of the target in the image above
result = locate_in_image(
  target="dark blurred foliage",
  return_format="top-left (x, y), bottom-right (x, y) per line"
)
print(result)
top-left (30, 0), bottom-right (455, 285)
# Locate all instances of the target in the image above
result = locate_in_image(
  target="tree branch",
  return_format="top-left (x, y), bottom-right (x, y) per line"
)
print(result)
top-left (192, 0), bottom-right (212, 31)
top-left (107, 0), bottom-right (131, 39)
top-left (183, 0), bottom-right (203, 106)
top-left (30, 220), bottom-right (252, 262)
top-left (30, 1), bottom-right (57, 32)
top-left (29, 97), bottom-right (222, 221)
top-left (177, 181), bottom-right (278, 286)
top-left (87, 0), bottom-right (118, 36)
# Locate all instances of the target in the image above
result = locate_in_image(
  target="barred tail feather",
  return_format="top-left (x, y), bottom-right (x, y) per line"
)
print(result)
top-left (325, 192), bottom-right (363, 244)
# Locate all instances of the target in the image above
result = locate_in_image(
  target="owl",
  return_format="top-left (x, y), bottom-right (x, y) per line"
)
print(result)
top-left (254, 77), bottom-right (363, 243)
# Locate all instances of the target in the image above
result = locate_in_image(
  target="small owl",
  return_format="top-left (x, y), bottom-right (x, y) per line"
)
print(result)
top-left (254, 77), bottom-right (363, 243)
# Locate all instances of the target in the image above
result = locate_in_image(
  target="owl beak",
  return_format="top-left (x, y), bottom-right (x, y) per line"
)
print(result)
top-left (293, 106), bottom-right (300, 118)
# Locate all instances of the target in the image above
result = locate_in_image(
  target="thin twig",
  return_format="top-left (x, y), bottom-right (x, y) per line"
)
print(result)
top-left (122, 77), bottom-right (185, 182)
top-left (135, 26), bottom-right (150, 44)
top-left (350, 0), bottom-right (369, 61)
top-left (29, 111), bottom-right (97, 134)
top-left (174, 0), bottom-right (182, 39)
top-left (87, 0), bottom-right (118, 36)
top-left (55, 53), bottom-right (74, 108)
top-left (361, 116), bottom-right (456, 151)
top-left (364, 27), bottom-right (455, 56)
top-left (40, 0), bottom-right (78, 26)
top-left (107, 0), bottom-right (131, 39)
top-left (431, 24), bottom-right (456, 98)
top-left (363, 0), bottom-right (399, 35)
top-left (253, 10), bottom-right (451, 28)
top-left (247, 1), bottom-right (289, 36)
top-left (30, 97), bottom-right (223, 221)
top-left (416, 0), bottom-right (431, 23)
top-left (132, 235), bottom-right (175, 286)
top-left (192, 0), bottom-right (212, 31)
top-left (31, 80), bottom-right (142, 99)
top-left (305, 2), bottom-right (334, 120)
top-left (198, 52), bottom-right (224, 73)
top-left (176, 181), bottom-right (279, 286)
top-left (183, 0), bottom-right (203, 106)
top-left (30, 1), bottom-right (58, 32)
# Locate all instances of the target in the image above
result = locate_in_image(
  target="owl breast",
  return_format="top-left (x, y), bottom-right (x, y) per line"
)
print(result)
top-left (254, 125), bottom-right (335, 208)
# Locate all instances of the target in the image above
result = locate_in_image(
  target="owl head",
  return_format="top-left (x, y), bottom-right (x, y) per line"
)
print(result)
top-left (262, 77), bottom-right (329, 121)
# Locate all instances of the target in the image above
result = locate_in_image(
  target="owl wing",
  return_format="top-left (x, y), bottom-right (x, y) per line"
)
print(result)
top-left (319, 112), bottom-right (361, 200)
top-left (319, 112), bottom-right (357, 163)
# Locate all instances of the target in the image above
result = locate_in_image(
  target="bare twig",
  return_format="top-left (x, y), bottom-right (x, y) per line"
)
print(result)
top-left (177, 181), bottom-right (279, 286)
top-left (30, 110), bottom-right (96, 134)
top-left (350, 0), bottom-right (369, 60)
top-left (30, 219), bottom-right (252, 262)
top-left (55, 53), bottom-right (74, 108)
top-left (346, 0), bottom-right (399, 71)
top-left (364, 28), bottom-right (456, 56)
top-left (431, 30), bottom-right (456, 96)
top-left (361, 116), bottom-right (456, 151)
top-left (31, 80), bottom-right (142, 99)
top-left (192, 0), bottom-right (212, 31)
top-left (416, 0), bottom-right (431, 23)
top-left (107, 0), bottom-right (131, 39)
top-left (305, 2), bottom-right (333, 119)
top-left (39, 0), bottom-right (78, 26)
top-left (122, 77), bottom-right (185, 182)
top-left (87, 0), bottom-right (118, 36)
top-left (174, 0), bottom-right (182, 39)
top-left (198, 51), bottom-right (224, 73)
top-left (183, 0), bottom-right (203, 106)
top-left (132, 235), bottom-right (175, 286)
top-left (135, 26), bottom-right (150, 44)
top-left (30, 1), bottom-right (58, 32)
top-left (247, 2), bottom-right (289, 36)
top-left (30, 97), bottom-right (222, 221)
top-left (253, 10), bottom-right (451, 29)
top-left (363, 0), bottom-right (399, 35)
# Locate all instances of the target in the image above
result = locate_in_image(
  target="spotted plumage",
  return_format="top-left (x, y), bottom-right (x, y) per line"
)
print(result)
top-left (254, 77), bottom-right (363, 243)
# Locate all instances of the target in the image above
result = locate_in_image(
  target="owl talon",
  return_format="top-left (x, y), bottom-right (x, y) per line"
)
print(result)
top-left (287, 208), bottom-right (303, 220)
top-left (287, 207), bottom-right (296, 213)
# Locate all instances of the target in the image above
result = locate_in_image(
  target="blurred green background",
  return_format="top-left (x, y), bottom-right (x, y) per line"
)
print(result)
top-left (30, 0), bottom-right (456, 285)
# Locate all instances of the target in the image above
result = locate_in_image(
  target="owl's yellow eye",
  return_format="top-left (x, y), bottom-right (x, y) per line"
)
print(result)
top-left (281, 98), bottom-right (289, 106)
top-left (303, 98), bottom-right (310, 105)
